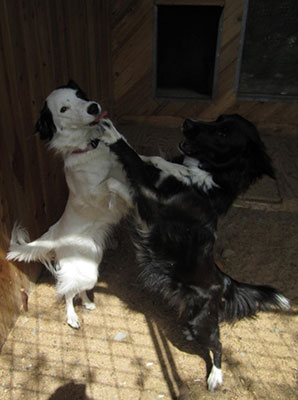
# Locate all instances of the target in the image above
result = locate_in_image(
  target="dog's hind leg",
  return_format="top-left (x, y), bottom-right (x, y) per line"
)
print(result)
top-left (80, 291), bottom-right (96, 310)
top-left (187, 305), bottom-right (223, 391)
top-left (56, 254), bottom-right (100, 329)
top-left (206, 326), bottom-right (222, 391)
top-left (65, 291), bottom-right (80, 329)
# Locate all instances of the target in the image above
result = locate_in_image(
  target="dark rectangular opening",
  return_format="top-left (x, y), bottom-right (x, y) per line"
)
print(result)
top-left (235, 0), bottom-right (298, 102)
top-left (154, 5), bottom-right (223, 101)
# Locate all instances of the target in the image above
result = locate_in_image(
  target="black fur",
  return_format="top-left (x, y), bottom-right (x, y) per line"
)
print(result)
top-left (35, 80), bottom-right (88, 141)
top-left (102, 114), bottom-right (289, 391)
top-left (179, 114), bottom-right (276, 215)
top-left (35, 102), bottom-right (56, 141)
top-left (58, 79), bottom-right (89, 101)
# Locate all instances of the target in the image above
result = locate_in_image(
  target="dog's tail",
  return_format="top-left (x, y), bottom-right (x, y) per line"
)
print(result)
top-left (220, 272), bottom-right (290, 322)
top-left (6, 222), bottom-right (56, 274)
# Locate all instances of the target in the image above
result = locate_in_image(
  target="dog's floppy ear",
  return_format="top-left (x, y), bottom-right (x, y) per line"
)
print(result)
top-left (251, 125), bottom-right (276, 180)
top-left (183, 119), bottom-right (195, 131)
top-left (66, 79), bottom-right (81, 90)
top-left (65, 79), bottom-right (89, 101)
top-left (35, 102), bottom-right (56, 141)
top-left (249, 137), bottom-right (276, 180)
top-left (260, 150), bottom-right (276, 180)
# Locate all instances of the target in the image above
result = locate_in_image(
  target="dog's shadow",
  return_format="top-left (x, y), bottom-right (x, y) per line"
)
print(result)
top-left (93, 225), bottom-right (213, 394)
top-left (48, 381), bottom-right (92, 400)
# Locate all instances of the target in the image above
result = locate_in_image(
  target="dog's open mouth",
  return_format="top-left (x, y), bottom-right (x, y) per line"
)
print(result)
top-left (89, 111), bottom-right (108, 126)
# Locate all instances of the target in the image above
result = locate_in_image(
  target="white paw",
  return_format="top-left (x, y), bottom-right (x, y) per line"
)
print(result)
top-left (149, 156), bottom-right (192, 185)
top-left (67, 315), bottom-right (80, 329)
top-left (100, 119), bottom-right (121, 145)
top-left (148, 156), bottom-right (165, 167)
top-left (83, 301), bottom-right (96, 310)
top-left (159, 169), bottom-right (191, 186)
top-left (171, 165), bottom-right (192, 182)
top-left (207, 365), bottom-right (223, 391)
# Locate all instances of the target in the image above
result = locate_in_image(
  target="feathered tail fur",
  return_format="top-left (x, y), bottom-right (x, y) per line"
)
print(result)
top-left (6, 222), bottom-right (56, 274)
top-left (220, 272), bottom-right (290, 322)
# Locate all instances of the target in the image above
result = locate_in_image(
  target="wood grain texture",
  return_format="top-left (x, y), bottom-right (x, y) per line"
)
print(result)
top-left (0, 0), bottom-right (110, 348)
top-left (111, 0), bottom-right (298, 127)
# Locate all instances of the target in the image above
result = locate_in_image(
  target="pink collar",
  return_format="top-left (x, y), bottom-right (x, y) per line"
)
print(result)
top-left (72, 139), bottom-right (99, 154)
top-left (72, 144), bottom-right (94, 154)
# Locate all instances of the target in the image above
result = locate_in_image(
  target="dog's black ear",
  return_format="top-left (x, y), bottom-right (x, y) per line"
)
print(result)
top-left (261, 152), bottom-right (276, 180)
top-left (216, 114), bottom-right (244, 123)
top-left (182, 119), bottom-right (196, 131)
top-left (65, 79), bottom-right (89, 101)
top-left (216, 114), bottom-right (226, 122)
top-left (35, 102), bottom-right (56, 141)
top-left (249, 139), bottom-right (276, 181)
top-left (252, 126), bottom-right (276, 181)
top-left (66, 79), bottom-right (81, 90)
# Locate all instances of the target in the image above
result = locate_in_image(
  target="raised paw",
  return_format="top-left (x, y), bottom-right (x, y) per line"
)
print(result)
top-left (149, 156), bottom-right (192, 185)
top-left (100, 118), bottom-right (122, 145)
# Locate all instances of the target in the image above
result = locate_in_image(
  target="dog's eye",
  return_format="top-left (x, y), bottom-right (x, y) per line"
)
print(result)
top-left (60, 106), bottom-right (68, 113)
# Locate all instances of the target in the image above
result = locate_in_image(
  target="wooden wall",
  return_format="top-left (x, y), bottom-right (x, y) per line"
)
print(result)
top-left (111, 0), bottom-right (298, 133)
top-left (0, 0), bottom-right (297, 348)
top-left (0, 0), bottom-right (111, 348)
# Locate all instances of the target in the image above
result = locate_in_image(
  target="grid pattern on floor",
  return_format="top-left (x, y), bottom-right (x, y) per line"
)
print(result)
top-left (0, 275), bottom-right (297, 400)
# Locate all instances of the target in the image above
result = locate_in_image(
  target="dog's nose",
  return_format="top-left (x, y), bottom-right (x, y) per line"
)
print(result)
top-left (87, 103), bottom-right (100, 115)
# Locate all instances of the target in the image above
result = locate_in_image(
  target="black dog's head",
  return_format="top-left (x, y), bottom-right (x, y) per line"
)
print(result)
top-left (180, 114), bottom-right (275, 188)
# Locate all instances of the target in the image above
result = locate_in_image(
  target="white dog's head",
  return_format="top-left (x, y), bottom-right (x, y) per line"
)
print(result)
top-left (35, 81), bottom-right (106, 152)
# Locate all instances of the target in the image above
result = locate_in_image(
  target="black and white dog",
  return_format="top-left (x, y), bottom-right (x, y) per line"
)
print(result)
top-left (99, 115), bottom-right (290, 391)
top-left (7, 81), bottom-right (134, 328)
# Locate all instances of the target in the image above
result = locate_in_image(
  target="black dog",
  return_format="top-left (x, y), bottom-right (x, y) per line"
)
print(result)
top-left (100, 115), bottom-right (290, 391)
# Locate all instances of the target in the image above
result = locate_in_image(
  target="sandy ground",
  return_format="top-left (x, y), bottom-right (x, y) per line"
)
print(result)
top-left (0, 206), bottom-right (297, 400)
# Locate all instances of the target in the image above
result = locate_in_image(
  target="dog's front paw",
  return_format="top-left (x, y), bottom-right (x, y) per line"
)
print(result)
top-left (168, 165), bottom-right (192, 185)
top-left (149, 156), bottom-right (192, 185)
top-left (100, 119), bottom-right (122, 145)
